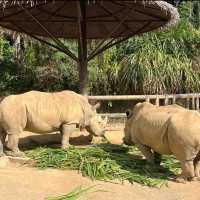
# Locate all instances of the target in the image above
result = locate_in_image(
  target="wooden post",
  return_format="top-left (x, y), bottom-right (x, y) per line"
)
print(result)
top-left (155, 96), bottom-right (159, 106)
top-left (77, 1), bottom-right (88, 95)
top-left (196, 95), bottom-right (200, 111)
top-left (192, 95), bottom-right (195, 110)
top-left (164, 95), bottom-right (168, 105)
top-left (186, 97), bottom-right (190, 109)
top-left (172, 95), bottom-right (176, 104)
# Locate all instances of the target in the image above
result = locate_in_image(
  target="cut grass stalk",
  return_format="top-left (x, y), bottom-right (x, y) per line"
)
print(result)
top-left (45, 185), bottom-right (98, 200)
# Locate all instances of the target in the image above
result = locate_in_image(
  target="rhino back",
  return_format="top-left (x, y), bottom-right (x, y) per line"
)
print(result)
top-left (23, 91), bottom-right (92, 129)
top-left (0, 91), bottom-right (93, 133)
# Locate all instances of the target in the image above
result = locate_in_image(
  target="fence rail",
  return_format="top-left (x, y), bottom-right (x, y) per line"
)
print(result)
top-left (88, 93), bottom-right (200, 101)
top-left (88, 93), bottom-right (200, 118)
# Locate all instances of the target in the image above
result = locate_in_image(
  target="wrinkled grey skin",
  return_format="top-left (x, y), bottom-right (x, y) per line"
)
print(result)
top-left (0, 90), bottom-right (105, 157)
top-left (123, 102), bottom-right (200, 182)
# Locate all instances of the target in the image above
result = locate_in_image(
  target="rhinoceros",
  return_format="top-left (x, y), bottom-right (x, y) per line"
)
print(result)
top-left (0, 90), bottom-right (105, 157)
top-left (124, 102), bottom-right (200, 182)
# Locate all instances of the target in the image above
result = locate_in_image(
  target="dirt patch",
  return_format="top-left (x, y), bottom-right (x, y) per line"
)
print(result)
top-left (0, 165), bottom-right (200, 200)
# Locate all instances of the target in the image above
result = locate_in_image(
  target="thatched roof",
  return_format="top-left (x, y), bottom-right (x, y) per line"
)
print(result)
top-left (0, 0), bottom-right (179, 39)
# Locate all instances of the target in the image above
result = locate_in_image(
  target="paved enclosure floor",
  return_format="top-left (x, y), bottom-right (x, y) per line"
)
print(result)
top-left (0, 128), bottom-right (200, 200)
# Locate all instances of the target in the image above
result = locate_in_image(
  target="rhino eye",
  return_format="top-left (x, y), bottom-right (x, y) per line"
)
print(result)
top-left (126, 110), bottom-right (130, 117)
top-left (126, 110), bottom-right (133, 119)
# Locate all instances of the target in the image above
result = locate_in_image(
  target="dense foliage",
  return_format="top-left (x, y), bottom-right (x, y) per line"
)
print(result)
top-left (0, 2), bottom-right (200, 95)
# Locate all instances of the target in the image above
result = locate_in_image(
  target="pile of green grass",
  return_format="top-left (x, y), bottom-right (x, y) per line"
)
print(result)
top-left (26, 144), bottom-right (180, 187)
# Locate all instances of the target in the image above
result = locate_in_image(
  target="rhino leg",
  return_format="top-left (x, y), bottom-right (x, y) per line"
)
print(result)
top-left (137, 143), bottom-right (154, 163)
top-left (6, 131), bottom-right (25, 157)
top-left (0, 140), bottom-right (4, 156)
top-left (0, 129), bottom-right (6, 156)
top-left (0, 129), bottom-right (7, 145)
top-left (176, 160), bottom-right (195, 182)
top-left (194, 151), bottom-right (200, 178)
top-left (61, 124), bottom-right (76, 149)
top-left (154, 152), bottom-right (162, 165)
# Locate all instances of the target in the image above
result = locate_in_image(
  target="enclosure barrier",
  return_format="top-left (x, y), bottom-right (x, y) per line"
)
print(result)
top-left (88, 93), bottom-right (200, 118)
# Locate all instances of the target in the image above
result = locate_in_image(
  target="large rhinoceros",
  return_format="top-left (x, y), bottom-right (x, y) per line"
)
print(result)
top-left (0, 90), bottom-right (105, 157)
top-left (124, 102), bottom-right (200, 182)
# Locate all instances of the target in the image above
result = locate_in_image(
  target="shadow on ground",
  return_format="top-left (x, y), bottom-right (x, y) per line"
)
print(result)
top-left (19, 133), bottom-right (93, 151)
top-left (94, 143), bottom-right (178, 183)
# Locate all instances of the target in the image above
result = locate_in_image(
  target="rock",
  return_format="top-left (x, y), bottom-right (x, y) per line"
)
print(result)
top-left (0, 156), bottom-right (10, 168)
top-left (7, 156), bottom-right (31, 165)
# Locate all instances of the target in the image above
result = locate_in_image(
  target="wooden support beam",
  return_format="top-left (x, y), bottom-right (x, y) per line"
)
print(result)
top-left (77, 0), bottom-right (88, 95)
top-left (21, 5), bottom-right (78, 62)
top-left (88, 22), bottom-right (151, 61)
top-left (88, 12), bottom-right (129, 61)
top-left (9, 22), bottom-right (77, 61)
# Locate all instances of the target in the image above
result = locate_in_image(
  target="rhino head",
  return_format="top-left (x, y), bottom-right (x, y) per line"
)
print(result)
top-left (123, 102), bottom-right (154, 145)
top-left (84, 103), bottom-right (107, 137)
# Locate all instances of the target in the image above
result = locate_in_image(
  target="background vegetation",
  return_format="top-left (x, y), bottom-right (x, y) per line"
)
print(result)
top-left (0, 2), bottom-right (200, 95)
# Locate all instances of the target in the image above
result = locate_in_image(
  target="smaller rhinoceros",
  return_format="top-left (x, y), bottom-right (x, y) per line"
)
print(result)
top-left (0, 90), bottom-right (106, 157)
top-left (124, 102), bottom-right (200, 182)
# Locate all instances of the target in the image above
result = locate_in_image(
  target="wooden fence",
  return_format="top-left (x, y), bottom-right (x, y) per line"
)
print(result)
top-left (88, 93), bottom-right (200, 118)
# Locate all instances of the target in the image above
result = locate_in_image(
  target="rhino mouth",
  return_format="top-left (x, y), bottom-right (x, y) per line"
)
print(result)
top-left (85, 125), bottom-right (105, 137)
top-left (93, 129), bottom-right (105, 137)
top-left (122, 136), bottom-right (133, 145)
top-left (123, 139), bottom-right (130, 145)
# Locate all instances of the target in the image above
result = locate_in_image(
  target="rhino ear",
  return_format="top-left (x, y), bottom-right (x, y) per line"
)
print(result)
top-left (92, 102), bottom-right (101, 111)
top-left (126, 109), bottom-right (133, 119)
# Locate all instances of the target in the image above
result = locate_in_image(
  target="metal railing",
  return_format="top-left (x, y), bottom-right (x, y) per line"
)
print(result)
top-left (88, 93), bottom-right (200, 118)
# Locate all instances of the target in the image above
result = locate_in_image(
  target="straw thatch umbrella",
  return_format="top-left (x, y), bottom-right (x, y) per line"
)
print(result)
top-left (0, 0), bottom-right (179, 94)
